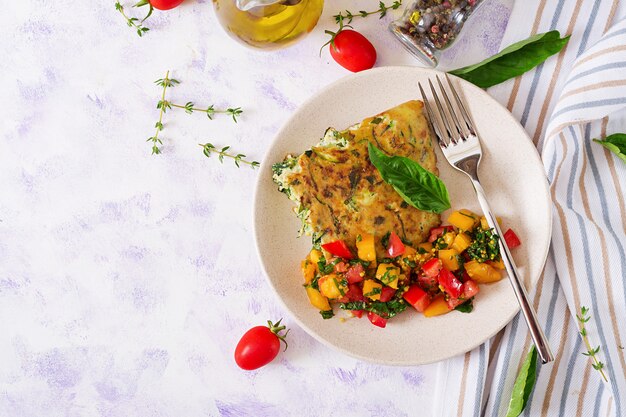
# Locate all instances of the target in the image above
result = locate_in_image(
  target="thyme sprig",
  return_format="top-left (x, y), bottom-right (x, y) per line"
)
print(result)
top-left (577, 306), bottom-right (608, 382)
top-left (171, 102), bottom-right (243, 123)
top-left (199, 143), bottom-right (260, 169)
top-left (115, 2), bottom-right (150, 37)
top-left (148, 71), bottom-right (244, 155)
top-left (333, 1), bottom-right (403, 26)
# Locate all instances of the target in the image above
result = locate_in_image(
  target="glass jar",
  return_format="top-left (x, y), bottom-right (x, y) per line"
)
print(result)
top-left (212, 0), bottom-right (324, 50)
top-left (389, 0), bottom-right (485, 67)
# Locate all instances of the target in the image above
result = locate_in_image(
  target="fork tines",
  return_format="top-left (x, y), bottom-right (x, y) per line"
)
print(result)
top-left (418, 74), bottom-right (475, 148)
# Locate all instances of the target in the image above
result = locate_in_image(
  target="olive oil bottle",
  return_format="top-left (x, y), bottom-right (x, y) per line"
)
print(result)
top-left (212, 0), bottom-right (324, 49)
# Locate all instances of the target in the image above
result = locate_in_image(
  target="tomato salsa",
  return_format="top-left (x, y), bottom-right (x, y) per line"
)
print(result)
top-left (301, 209), bottom-right (521, 328)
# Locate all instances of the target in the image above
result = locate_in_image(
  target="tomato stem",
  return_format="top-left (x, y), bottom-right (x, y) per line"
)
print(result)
top-left (267, 319), bottom-right (290, 351)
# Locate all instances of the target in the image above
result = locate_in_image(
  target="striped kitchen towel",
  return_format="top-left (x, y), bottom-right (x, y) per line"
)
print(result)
top-left (433, 2), bottom-right (626, 417)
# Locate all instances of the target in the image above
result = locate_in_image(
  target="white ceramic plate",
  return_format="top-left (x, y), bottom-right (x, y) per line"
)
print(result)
top-left (253, 67), bottom-right (551, 365)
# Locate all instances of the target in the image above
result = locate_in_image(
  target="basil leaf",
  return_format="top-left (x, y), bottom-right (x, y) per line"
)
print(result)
top-left (367, 142), bottom-right (450, 214)
top-left (449, 31), bottom-right (570, 88)
top-left (593, 134), bottom-right (626, 163)
top-left (506, 346), bottom-right (539, 417)
top-left (454, 298), bottom-right (474, 313)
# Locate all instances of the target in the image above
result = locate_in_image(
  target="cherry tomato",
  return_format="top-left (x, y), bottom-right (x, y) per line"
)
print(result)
top-left (367, 311), bottom-right (387, 328)
top-left (329, 30), bottom-right (377, 72)
top-left (386, 231), bottom-right (406, 257)
top-left (147, 0), bottom-right (185, 10)
top-left (234, 319), bottom-right (289, 370)
top-left (351, 310), bottom-right (364, 318)
top-left (321, 239), bottom-right (354, 259)
top-left (503, 228), bottom-right (521, 249)
top-left (403, 285), bottom-right (431, 312)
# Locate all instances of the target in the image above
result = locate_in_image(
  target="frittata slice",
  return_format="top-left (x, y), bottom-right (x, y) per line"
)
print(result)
top-left (273, 100), bottom-right (440, 257)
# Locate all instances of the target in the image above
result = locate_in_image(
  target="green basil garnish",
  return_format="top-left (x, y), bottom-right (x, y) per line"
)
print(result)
top-left (454, 298), bottom-right (473, 313)
top-left (368, 142), bottom-right (450, 214)
top-left (594, 133), bottom-right (626, 163)
top-left (505, 346), bottom-right (539, 417)
top-left (449, 31), bottom-right (570, 89)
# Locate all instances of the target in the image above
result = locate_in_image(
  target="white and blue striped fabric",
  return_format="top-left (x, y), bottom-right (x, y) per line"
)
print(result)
top-left (434, 1), bottom-right (626, 416)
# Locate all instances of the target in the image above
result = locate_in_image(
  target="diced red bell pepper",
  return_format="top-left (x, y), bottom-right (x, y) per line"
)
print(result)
top-left (422, 258), bottom-right (443, 277)
top-left (346, 263), bottom-right (365, 284)
top-left (351, 310), bottom-right (364, 318)
top-left (503, 228), bottom-right (521, 249)
top-left (403, 285), bottom-right (431, 312)
top-left (387, 231), bottom-right (406, 257)
top-left (379, 286), bottom-right (396, 302)
top-left (321, 240), bottom-right (354, 259)
top-left (428, 225), bottom-right (455, 243)
top-left (367, 311), bottom-right (387, 328)
top-left (438, 268), bottom-right (463, 299)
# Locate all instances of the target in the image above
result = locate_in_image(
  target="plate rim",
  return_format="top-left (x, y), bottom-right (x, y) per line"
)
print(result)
top-left (252, 65), bottom-right (553, 365)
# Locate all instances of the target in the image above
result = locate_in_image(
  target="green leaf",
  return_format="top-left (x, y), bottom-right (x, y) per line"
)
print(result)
top-left (449, 31), bottom-right (570, 88)
top-left (593, 134), bottom-right (626, 163)
top-left (367, 143), bottom-right (450, 213)
top-left (454, 298), bottom-right (474, 313)
top-left (506, 346), bottom-right (539, 417)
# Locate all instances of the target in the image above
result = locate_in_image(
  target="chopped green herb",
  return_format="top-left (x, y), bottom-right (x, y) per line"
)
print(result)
top-left (317, 257), bottom-right (335, 275)
top-left (381, 231), bottom-right (391, 249)
top-left (455, 298), bottom-right (474, 313)
top-left (363, 287), bottom-right (382, 297)
top-left (320, 310), bottom-right (334, 319)
top-left (467, 228), bottom-right (500, 262)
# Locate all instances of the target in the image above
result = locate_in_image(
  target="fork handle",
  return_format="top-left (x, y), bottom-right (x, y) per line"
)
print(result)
top-left (471, 179), bottom-right (555, 364)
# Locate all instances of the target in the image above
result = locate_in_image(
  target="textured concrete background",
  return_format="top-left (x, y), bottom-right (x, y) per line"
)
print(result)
top-left (0, 1), bottom-right (512, 416)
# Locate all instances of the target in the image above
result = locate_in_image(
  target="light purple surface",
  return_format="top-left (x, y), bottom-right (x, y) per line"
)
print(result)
top-left (0, 1), bottom-right (511, 416)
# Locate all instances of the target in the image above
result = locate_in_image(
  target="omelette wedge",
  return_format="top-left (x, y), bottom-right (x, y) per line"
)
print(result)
top-left (272, 100), bottom-right (441, 257)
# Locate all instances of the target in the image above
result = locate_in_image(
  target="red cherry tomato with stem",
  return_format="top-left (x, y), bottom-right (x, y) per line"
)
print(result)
top-left (135, 0), bottom-right (185, 10)
top-left (324, 27), bottom-right (377, 72)
top-left (234, 319), bottom-right (289, 370)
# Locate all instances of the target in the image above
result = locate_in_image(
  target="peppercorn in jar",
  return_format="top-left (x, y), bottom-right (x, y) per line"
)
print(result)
top-left (389, 0), bottom-right (484, 67)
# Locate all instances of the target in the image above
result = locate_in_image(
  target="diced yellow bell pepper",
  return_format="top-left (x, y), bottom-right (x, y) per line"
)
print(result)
top-left (438, 249), bottom-right (460, 271)
top-left (452, 233), bottom-right (472, 253)
top-left (418, 242), bottom-right (433, 252)
top-left (488, 259), bottom-right (505, 270)
top-left (465, 260), bottom-right (503, 283)
top-left (357, 233), bottom-right (376, 262)
top-left (447, 209), bottom-right (478, 231)
top-left (442, 230), bottom-right (456, 247)
top-left (309, 249), bottom-right (322, 264)
top-left (301, 259), bottom-right (316, 284)
top-left (424, 296), bottom-right (451, 317)
top-left (480, 216), bottom-right (502, 230)
top-left (306, 286), bottom-right (331, 311)
top-left (318, 274), bottom-right (346, 299)
top-left (376, 263), bottom-right (400, 287)
top-left (363, 279), bottom-right (382, 301)
top-left (398, 246), bottom-right (417, 271)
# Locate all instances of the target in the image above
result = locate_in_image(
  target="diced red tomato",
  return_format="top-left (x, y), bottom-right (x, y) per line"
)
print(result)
top-left (322, 240), bottom-right (354, 259)
top-left (387, 231), bottom-right (406, 257)
top-left (438, 268), bottom-right (463, 299)
top-left (403, 285), bottom-right (431, 312)
top-left (462, 279), bottom-right (480, 298)
top-left (351, 310), bottom-right (364, 318)
top-left (418, 274), bottom-right (439, 292)
top-left (367, 311), bottom-right (387, 328)
top-left (422, 258), bottom-right (443, 277)
top-left (447, 280), bottom-right (480, 309)
top-left (333, 260), bottom-right (348, 273)
top-left (503, 228), bottom-right (521, 249)
top-left (428, 225), bottom-right (455, 242)
top-left (446, 297), bottom-right (463, 309)
top-left (346, 284), bottom-right (365, 302)
top-left (346, 263), bottom-right (365, 283)
top-left (379, 286), bottom-right (396, 302)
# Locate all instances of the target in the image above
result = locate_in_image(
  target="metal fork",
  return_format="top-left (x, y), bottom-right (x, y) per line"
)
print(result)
top-left (419, 74), bottom-right (554, 364)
